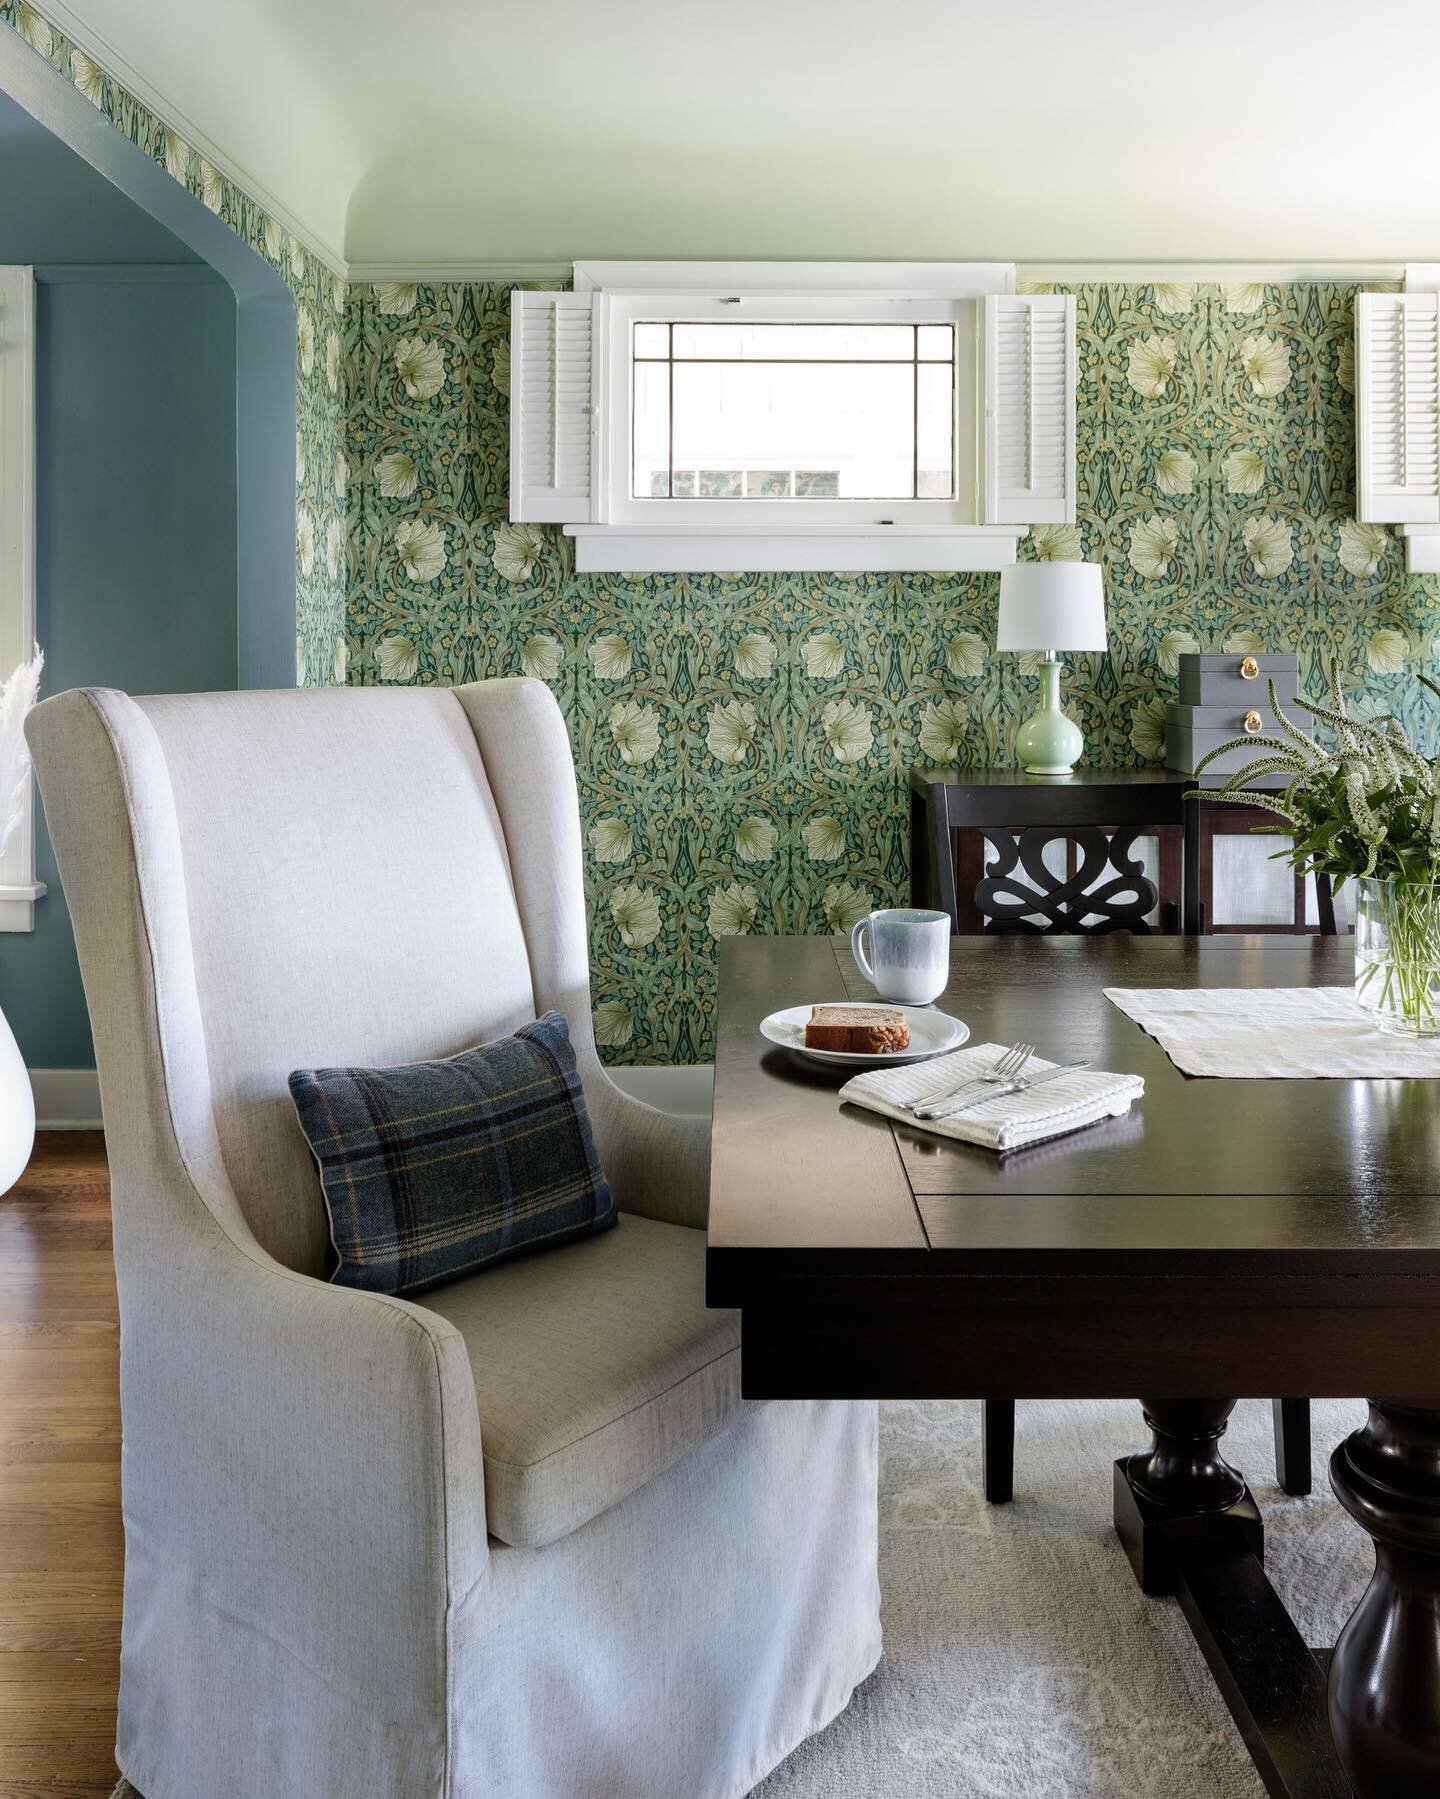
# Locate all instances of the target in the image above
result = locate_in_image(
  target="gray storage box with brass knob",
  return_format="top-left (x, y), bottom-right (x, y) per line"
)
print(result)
top-left (1166, 652), bottom-right (1304, 776)
top-left (1165, 698), bottom-right (1310, 776)
top-left (1177, 651), bottom-right (1299, 708)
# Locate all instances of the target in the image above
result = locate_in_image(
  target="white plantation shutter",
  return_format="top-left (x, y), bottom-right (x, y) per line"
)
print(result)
top-left (982, 293), bottom-right (1076, 525)
top-left (509, 291), bottom-right (598, 523)
top-left (1356, 292), bottom-right (1440, 523)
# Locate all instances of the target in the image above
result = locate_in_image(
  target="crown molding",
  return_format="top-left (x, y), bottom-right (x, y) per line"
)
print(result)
top-left (1020, 261), bottom-right (1405, 283)
top-left (345, 259), bottom-right (572, 284)
top-left (33, 0), bottom-right (348, 278)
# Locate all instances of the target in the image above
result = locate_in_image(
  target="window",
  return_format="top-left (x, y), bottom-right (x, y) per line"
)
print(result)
top-left (509, 263), bottom-right (1076, 573)
top-left (0, 267), bottom-right (41, 933)
top-left (631, 321), bottom-right (955, 503)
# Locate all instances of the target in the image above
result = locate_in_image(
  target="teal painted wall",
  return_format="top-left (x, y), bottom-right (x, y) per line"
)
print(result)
top-left (0, 5), bottom-right (319, 1072)
top-left (0, 57), bottom-right (244, 1067)
top-left (0, 0), bottom-right (348, 684)
top-left (0, 273), bottom-right (239, 1066)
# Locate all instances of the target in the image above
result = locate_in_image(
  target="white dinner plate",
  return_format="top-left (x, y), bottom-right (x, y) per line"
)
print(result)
top-left (759, 1001), bottom-right (969, 1068)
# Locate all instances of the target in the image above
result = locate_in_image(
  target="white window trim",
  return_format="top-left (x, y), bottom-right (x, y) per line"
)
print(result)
top-left (573, 261), bottom-right (1017, 298)
top-left (564, 524), bottom-right (1021, 574)
top-left (0, 267), bottom-right (43, 933)
top-left (567, 260), bottom-right (1027, 573)
top-left (1400, 525), bottom-right (1440, 571)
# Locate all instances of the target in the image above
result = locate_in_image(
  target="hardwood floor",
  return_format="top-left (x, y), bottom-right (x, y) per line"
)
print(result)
top-left (0, 1132), bottom-right (121, 1799)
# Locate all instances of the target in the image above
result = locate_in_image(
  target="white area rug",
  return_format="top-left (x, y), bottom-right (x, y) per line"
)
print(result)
top-left (111, 1398), bottom-right (1373, 1799)
top-left (755, 1396), bottom-right (1371, 1798)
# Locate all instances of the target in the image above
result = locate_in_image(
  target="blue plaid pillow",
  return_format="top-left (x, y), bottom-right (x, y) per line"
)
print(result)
top-left (288, 1011), bottom-right (615, 1297)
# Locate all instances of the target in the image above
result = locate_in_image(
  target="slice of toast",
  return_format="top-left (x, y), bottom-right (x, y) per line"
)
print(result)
top-left (804, 1004), bottom-right (911, 1054)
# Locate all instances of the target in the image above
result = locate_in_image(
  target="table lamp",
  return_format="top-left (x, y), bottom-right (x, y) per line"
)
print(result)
top-left (996, 562), bottom-right (1107, 776)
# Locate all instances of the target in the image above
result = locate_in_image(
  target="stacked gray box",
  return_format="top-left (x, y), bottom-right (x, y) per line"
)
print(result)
top-left (1165, 653), bottom-right (1304, 776)
top-left (1177, 652), bottom-right (1299, 708)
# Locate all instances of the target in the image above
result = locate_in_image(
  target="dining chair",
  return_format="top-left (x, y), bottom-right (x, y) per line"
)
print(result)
top-left (27, 679), bottom-right (881, 1799)
top-left (962, 822), bottom-right (1184, 934)
top-left (965, 827), bottom-right (1338, 1507)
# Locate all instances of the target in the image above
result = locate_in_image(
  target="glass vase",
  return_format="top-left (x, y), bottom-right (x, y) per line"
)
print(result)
top-left (1354, 876), bottom-right (1440, 1037)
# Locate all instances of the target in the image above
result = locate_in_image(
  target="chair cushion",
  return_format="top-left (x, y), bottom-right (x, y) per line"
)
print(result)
top-left (288, 1012), bottom-right (615, 1297)
top-left (422, 1213), bottom-right (741, 1547)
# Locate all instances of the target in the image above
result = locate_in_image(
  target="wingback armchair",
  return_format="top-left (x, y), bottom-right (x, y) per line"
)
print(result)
top-left (28, 679), bottom-right (880, 1799)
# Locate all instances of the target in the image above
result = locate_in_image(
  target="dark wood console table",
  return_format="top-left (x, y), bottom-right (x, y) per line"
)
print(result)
top-left (909, 766), bottom-right (1337, 937)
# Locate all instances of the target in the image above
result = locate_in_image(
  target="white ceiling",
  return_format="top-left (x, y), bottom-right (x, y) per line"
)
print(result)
top-left (42, 0), bottom-right (1440, 275)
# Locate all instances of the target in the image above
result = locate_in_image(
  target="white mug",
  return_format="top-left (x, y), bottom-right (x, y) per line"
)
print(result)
top-left (849, 907), bottom-right (951, 1005)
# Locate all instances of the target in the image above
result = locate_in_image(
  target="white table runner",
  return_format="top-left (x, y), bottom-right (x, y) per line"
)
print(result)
top-left (1105, 985), bottom-right (1440, 1078)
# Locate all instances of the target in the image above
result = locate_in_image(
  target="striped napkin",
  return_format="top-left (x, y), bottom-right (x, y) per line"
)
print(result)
top-left (839, 1042), bottom-right (1145, 1153)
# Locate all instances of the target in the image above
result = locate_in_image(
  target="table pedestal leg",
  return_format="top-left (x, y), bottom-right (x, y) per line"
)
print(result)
top-left (1114, 1397), bottom-right (1262, 1595)
top-left (1328, 1401), bottom-right (1440, 1797)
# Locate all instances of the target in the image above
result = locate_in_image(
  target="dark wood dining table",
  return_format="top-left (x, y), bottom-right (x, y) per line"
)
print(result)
top-left (706, 933), bottom-right (1440, 1799)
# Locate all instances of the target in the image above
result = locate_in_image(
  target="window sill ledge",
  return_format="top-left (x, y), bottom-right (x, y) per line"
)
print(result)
top-left (0, 880), bottom-right (46, 934)
top-left (1400, 525), bottom-right (1440, 572)
top-left (564, 525), bottom-right (1025, 574)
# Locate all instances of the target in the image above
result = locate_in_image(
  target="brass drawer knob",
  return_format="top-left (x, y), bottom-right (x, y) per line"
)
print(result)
top-left (1239, 656), bottom-right (1260, 680)
top-left (1243, 709), bottom-right (1263, 734)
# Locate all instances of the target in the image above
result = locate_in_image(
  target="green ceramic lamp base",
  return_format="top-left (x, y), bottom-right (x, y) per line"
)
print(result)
top-left (1016, 658), bottom-right (1084, 777)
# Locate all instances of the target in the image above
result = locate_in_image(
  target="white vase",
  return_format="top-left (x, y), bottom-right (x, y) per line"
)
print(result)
top-left (0, 1003), bottom-right (34, 1196)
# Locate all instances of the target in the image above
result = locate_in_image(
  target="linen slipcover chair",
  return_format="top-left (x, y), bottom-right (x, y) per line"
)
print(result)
top-left (27, 679), bottom-right (881, 1799)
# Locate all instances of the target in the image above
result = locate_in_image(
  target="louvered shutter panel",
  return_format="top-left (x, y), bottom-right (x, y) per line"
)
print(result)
top-left (509, 291), bottom-right (598, 523)
top-left (1356, 292), bottom-right (1440, 524)
top-left (982, 294), bottom-right (1076, 525)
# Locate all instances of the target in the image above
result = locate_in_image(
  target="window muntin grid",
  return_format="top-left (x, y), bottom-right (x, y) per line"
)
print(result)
top-left (631, 320), bottom-right (956, 502)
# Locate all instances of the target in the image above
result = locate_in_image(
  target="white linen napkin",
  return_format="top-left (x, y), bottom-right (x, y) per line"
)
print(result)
top-left (838, 1042), bottom-right (1145, 1153)
top-left (1105, 985), bottom-right (1440, 1078)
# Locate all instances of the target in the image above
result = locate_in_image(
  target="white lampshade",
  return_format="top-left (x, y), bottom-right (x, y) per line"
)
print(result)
top-left (996, 562), bottom-right (1107, 653)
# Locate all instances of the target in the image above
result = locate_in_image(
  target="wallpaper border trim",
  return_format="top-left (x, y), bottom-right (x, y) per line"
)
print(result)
top-left (347, 260), bottom-right (575, 282)
top-left (34, 0), bottom-right (346, 276)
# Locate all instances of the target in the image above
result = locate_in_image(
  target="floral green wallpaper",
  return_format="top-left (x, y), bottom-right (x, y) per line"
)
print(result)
top-left (345, 278), bottom-right (1440, 1064)
top-left (1035, 278), bottom-right (1440, 762)
top-left (0, 0), bottom-right (347, 685)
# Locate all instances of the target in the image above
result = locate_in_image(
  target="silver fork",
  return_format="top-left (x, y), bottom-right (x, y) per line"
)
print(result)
top-left (904, 1042), bottom-right (1033, 1114)
top-left (917, 1059), bottom-right (1092, 1120)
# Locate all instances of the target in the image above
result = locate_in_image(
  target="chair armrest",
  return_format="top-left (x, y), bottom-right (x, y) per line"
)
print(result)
top-left (583, 1070), bottom-right (711, 1231)
top-left (115, 1173), bottom-right (488, 1711)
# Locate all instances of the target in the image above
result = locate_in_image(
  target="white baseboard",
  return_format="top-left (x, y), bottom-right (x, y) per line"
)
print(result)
top-left (30, 1067), bottom-right (102, 1129)
top-left (607, 1064), bottom-right (714, 1117)
top-left (30, 1064), bottom-right (714, 1130)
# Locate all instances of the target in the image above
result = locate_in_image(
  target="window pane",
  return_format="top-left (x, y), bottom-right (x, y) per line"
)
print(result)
top-left (671, 322), bottom-right (914, 361)
top-left (633, 360), bottom-right (670, 498)
top-left (916, 362), bottom-right (954, 498)
top-left (670, 360), bottom-right (916, 500)
top-left (630, 318), bottom-right (958, 500)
